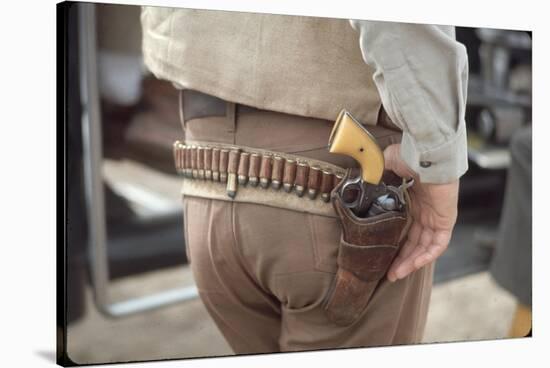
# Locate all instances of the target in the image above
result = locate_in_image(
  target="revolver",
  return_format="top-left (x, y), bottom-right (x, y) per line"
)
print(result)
top-left (328, 109), bottom-right (413, 217)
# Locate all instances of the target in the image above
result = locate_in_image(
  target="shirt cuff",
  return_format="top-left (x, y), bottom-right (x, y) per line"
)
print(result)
top-left (399, 120), bottom-right (469, 184)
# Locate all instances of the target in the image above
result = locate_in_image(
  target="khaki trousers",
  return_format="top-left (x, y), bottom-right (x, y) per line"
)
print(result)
top-left (181, 103), bottom-right (434, 354)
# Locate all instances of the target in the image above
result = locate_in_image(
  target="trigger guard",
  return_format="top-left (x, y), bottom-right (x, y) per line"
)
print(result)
top-left (339, 178), bottom-right (363, 209)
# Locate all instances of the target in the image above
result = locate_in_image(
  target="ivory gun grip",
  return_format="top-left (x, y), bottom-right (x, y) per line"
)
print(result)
top-left (328, 110), bottom-right (384, 185)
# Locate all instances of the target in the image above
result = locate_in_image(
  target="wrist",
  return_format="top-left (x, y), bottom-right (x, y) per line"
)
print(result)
top-left (399, 127), bottom-right (468, 184)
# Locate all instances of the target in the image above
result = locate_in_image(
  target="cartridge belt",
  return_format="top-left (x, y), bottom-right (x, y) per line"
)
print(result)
top-left (173, 140), bottom-right (347, 217)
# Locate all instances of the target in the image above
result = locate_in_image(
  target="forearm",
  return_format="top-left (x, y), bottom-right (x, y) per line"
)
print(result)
top-left (350, 20), bottom-right (469, 183)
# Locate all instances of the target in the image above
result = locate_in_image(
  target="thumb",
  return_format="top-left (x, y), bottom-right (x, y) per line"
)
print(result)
top-left (383, 144), bottom-right (416, 179)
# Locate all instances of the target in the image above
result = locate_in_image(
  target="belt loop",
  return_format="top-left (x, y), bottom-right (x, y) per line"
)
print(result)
top-left (226, 102), bottom-right (237, 142)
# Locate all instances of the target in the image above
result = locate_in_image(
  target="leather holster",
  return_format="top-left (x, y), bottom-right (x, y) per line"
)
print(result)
top-left (323, 169), bottom-right (412, 326)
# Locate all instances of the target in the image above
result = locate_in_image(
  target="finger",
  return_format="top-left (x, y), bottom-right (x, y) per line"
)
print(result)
top-left (413, 241), bottom-right (448, 270)
top-left (400, 231), bottom-right (452, 279)
top-left (414, 231), bottom-right (452, 267)
top-left (404, 222), bottom-right (423, 255)
top-left (392, 244), bottom-right (428, 281)
top-left (397, 227), bottom-right (433, 268)
top-left (387, 223), bottom-right (422, 281)
top-left (394, 222), bottom-right (423, 263)
top-left (383, 144), bottom-right (399, 171)
top-left (390, 228), bottom-right (434, 281)
top-left (383, 144), bottom-right (416, 179)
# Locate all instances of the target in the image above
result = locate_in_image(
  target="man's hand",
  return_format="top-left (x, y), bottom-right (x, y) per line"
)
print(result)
top-left (383, 144), bottom-right (459, 282)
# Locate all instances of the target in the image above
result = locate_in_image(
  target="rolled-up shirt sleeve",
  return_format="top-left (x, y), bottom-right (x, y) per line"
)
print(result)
top-left (350, 20), bottom-right (469, 184)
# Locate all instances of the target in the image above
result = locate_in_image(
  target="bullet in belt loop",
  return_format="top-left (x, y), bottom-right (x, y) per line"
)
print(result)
top-left (307, 165), bottom-right (321, 199)
top-left (197, 147), bottom-right (205, 179)
top-left (294, 161), bottom-right (309, 197)
top-left (219, 149), bottom-right (229, 183)
top-left (237, 152), bottom-right (250, 186)
top-left (182, 145), bottom-right (188, 177)
top-left (185, 146), bottom-right (193, 178)
top-left (226, 149), bottom-right (240, 198)
top-left (173, 141), bottom-right (180, 174)
top-left (177, 142), bottom-right (183, 174)
top-left (320, 169), bottom-right (335, 203)
top-left (191, 146), bottom-right (198, 179)
top-left (179, 143), bottom-right (186, 176)
top-left (204, 147), bottom-right (213, 180)
top-left (271, 156), bottom-right (284, 190)
top-left (176, 143), bottom-right (183, 175)
top-left (248, 153), bottom-right (261, 187)
top-left (180, 143), bottom-right (186, 175)
top-left (212, 148), bottom-right (220, 181)
top-left (259, 154), bottom-right (272, 189)
top-left (334, 172), bottom-right (344, 188)
top-left (283, 159), bottom-right (297, 193)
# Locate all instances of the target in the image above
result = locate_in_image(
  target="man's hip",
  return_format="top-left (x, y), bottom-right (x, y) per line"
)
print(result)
top-left (177, 89), bottom-right (403, 217)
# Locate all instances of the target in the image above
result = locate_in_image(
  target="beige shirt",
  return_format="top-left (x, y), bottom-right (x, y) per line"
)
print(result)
top-left (141, 8), bottom-right (383, 127)
top-left (141, 8), bottom-right (468, 183)
top-left (350, 21), bottom-right (469, 183)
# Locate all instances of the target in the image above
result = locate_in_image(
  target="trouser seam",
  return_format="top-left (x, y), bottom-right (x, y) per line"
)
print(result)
top-left (198, 289), bottom-right (262, 353)
top-left (412, 270), bottom-right (426, 342)
top-left (388, 277), bottom-right (411, 342)
top-left (230, 201), bottom-right (276, 299)
top-left (413, 265), bottom-right (433, 342)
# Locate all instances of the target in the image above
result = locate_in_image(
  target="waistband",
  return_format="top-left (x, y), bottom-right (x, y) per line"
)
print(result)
top-left (176, 89), bottom-right (402, 217)
top-left (174, 140), bottom-right (347, 218)
top-left (179, 89), bottom-right (402, 138)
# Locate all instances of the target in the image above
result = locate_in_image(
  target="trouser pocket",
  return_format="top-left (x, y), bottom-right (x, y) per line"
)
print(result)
top-left (322, 172), bottom-right (411, 326)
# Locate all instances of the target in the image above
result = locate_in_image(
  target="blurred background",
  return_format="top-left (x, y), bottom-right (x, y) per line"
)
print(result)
top-left (61, 3), bottom-right (532, 365)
